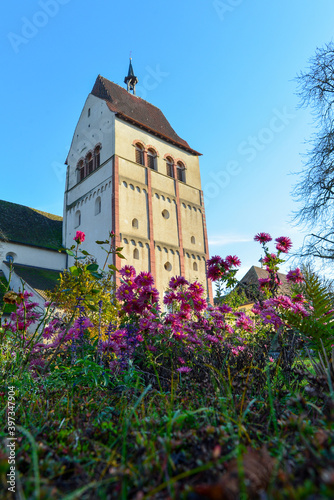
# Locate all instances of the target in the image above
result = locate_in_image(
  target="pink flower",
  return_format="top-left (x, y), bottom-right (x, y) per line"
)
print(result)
top-left (74, 231), bottom-right (85, 244)
top-left (135, 271), bottom-right (155, 287)
top-left (254, 233), bottom-right (272, 244)
top-left (225, 255), bottom-right (241, 267)
top-left (269, 357), bottom-right (274, 362)
top-left (275, 236), bottom-right (292, 253)
top-left (169, 276), bottom-right (189, 289)
top-left (286, 268), bottom-right (304, 283)
top-left (119, 266), bottom-right (136, 279)
top-left (177, 366), bottom-right (192, 373)
top-left (260, 308), bottom-right (282, 328)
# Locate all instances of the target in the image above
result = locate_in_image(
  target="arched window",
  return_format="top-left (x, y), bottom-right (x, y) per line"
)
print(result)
top-left (191, 236), bottom-right (196, 244)
top-left (86, 152), bottom-right (94, 175)
top-left (88, 108), bottom-right (91, 117)
top-left (94, 145), bottom-right (101, 169)
top-left (177, 161), bottom-right (186, 182)
top-left (133, 248), bottom-right (139, 260)
top-left (132, 218), bottom-right (139, 229)
top-left (6, 252), bottom-right (16, 264)
top-left (75, 210), bottom-right (81, 227)
top-left (77, 160), bottom-right (85, 182)
top-left (135, 143), bottom-right (144, 165)
top-left (95, 196), bottom-right (101, 215)
top-left (166, 157), bottom-right (174, 178)
top-left (147, 148), bottom-right (157, 170)
top-left (193, 262), bottom-right (198, 271)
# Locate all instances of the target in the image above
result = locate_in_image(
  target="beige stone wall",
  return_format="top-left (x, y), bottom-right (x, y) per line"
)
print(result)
top-left (114, 116), bottom-right (209, 300)
top-left (115, 118), bottom-right (202, 190)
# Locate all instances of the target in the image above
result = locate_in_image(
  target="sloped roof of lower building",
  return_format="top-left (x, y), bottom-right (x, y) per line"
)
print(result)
top-left (0, 200), bottom-right (63, 251)
top-left (4, 262), bottom-right (61, 300)
top-left (239, 265), bottom-right (291, 296)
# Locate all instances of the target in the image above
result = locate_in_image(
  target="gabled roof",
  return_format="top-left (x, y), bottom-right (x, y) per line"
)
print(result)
top-left (91, 75), bottom-right (201, 155)
top-left (4, 262), bottom-right (61, 300)
top-left (0, 200), bottom-right (63, 251)
top-left (240, 265), bottom-right (291, 296)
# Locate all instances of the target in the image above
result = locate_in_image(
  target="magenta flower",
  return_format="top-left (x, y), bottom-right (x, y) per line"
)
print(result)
top-left (177, 366), bottom-right (192, 373)
top-left (260, 308), bottom-right (282, 328)
top-left (254, 232), bottom-right (272, 244)
top-left (275, 236), bottom-right (292, 253)
top-left (286, 268), bottom-right (304, 283)
top-left (119, 265), bottom-right (136, 279)
top-left (207, 265), bottom-right (223, 281)
top-left (225, 255), bottom-right (241, 267)
top-left (74, 230), bottom-right (85, 244)
top-left (169, 276), bottom-right (189, 289)
top-left (135, 271), bottom-right (155, 287)
top-left (207, 255), bottom-right (224, 266)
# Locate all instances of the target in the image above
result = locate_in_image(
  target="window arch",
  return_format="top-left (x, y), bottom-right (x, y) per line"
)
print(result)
top-left (166, 157), bottom-right (174, 178)
top-left (94, 145), bottom-right (101, 169)
top-left (6, 252), bottom-right (16, 264)
top-left (133, 248), bottom-right (139, 260)
top-left (135, 143), bottom-right (144, 165)
top-left (132, 218), bottom-right (139, 229)
top-left (177, 161), bottom-right (186, 182)
top-left (77, 160), bottom-right (85, 182)
top-left (193, 262), bottom-right (198, 271)
top-left (147, 148), bottom-right (157, 170)
top-left (191, 236), bottom-right (196, 244)
top-left (75, 210), bottom-right (81, 227)
top-left (95, 196), bottom-right (101, 215)
top-left (86, 152), bottom-right (94, 175)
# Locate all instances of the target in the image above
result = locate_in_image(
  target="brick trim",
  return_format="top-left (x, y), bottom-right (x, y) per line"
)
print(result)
top-left (112, 155), bottom-right (121, 285)
top-left (200, 190), bottom-right (213, 304)
top-left (173, 164), bottom-right (185, 276)
top-left (146, 168), bottom-right (156, 280)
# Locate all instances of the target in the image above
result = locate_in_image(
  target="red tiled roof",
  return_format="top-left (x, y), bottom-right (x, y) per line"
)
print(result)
top-left (91, 75), bottom-right (201, 155)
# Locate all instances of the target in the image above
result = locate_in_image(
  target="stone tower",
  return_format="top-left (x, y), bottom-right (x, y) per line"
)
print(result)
top-left (63, 65), bottom-right (213, 302)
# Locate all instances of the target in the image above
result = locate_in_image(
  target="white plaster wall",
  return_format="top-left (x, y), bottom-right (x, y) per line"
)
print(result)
top-left (0, 241), bottom-right (66, 270)
top-left (66, 95), bottom-right (116, 191)
top-left (65, 178), bottom-right (114, 268)
top-left (1, 262), bottom-right (47, 311)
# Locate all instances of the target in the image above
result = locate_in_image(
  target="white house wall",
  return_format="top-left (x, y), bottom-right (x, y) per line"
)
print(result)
top-left (0, 241), bottom-right (66, 270)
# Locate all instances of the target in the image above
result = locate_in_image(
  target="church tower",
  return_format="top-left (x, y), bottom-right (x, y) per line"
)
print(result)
top-left (63, 63), bottom-right (213, 302)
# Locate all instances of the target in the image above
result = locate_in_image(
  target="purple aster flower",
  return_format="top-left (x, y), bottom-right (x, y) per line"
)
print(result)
top-left (275, 236), bottom-right (292, 253)
top-left (254, 233), bottom-right (272, 244)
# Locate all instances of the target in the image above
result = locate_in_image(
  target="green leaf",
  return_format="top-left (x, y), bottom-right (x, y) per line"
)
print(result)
top-left (108, 264), bottom-right (118, 271)
top-left (90, 272), bottom-right (103, 279)
top-left (81, 250), bottom-right (90, 256)
top-left (69, 266), bottom-right (82, 276)
top-left (86, 303), bottom-right (99, 312)
top-left (117, 253), bottom-right (126, 259)
top-left (66, 249), bottom-right (75, 256)
top-left (95, 240), bottom-right (109, 245)
top-left (86, 263), bottom-right (99, 272)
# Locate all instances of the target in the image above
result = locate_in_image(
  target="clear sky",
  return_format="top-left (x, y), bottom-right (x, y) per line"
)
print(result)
top-left (2, 0), bottom-right (334, 281)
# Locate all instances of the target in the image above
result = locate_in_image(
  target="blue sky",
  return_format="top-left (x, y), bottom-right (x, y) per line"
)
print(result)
top-left (2, 0), bottom-right (334, 280)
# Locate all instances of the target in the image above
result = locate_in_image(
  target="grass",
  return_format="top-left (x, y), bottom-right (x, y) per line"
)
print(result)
top-left (0, 355), bottom-right (333, 499)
